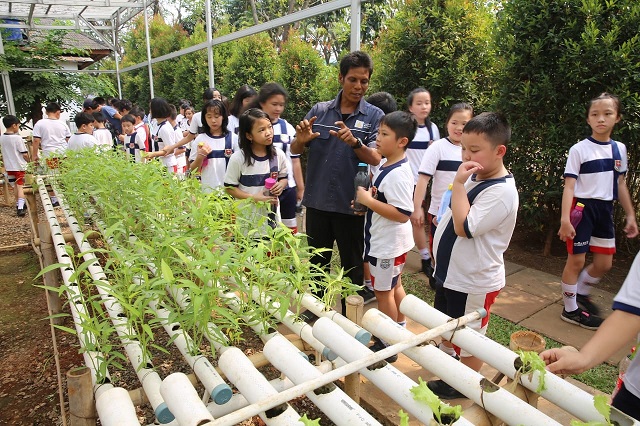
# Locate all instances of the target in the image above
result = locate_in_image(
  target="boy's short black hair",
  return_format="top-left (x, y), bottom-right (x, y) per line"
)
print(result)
top-left (463, 112), bottom-right (511, 148)
top-left (119, 99), bottom-right (133, 112)
top-left (74, 112), bottom-right (95, 128)
top-left (149, 98), bottom-right (172, 119)
top-left (169, 104), bottom-right (178, 121)
top-left (92, 111), bottom-right (106, 123)
top-left (121, 114), bottom-right (136, 125)
top-left (130, 106), bottom-right (145, 119)
top-left (339, 51), bottom-right (373, 78)
top-left (2, 115), bottom-right (19, 128)
top-left (380, 111), bottom-right (417, 149)
top-left (93, 96), bottom-right (106, 106)
top-left (45, 102), bottom-right (61, 113)
top-left (366, 92), bottom-right (397, 114)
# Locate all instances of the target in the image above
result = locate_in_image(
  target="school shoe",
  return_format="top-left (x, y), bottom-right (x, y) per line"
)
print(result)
top-left (576, 294), bottom-right (601, 316)
top-left (422, 259), bottom-right (436, 290)
top-left (359, 287), bottom-right (376, 305)
top-left (561, 308), bottom-right (603, 330)
top-left (427, 379), bottom-right (466, 400)
top-left (369, 338), bottom-right (397, 363)
top-left (16, 207), bottom-right (27, 217)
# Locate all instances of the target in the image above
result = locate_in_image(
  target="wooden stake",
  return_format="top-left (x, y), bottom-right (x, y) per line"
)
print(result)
top-left (344, 294), bottom-right (364, 403)
top-left (67, 366), bottom-right (96, 426)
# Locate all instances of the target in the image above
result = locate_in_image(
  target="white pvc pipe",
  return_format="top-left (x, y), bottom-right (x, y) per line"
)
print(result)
top-left (149, 300), bottom-right (232, 405)
top-left (95, 387), bottom-right (139, 426)
top-left (264, 334), bottom-right (382, 426)
top-left (363, 308), bottom-right (561, 426)
top-left (160, 373), bottom-right (214, 426)
top-left (217, 346), bottom-right (304, 425)
top-left (209, 308), bottom-right (483, 425)
top-left (400, 295), bottom-right (608, 423)
top-left (55, 190), bottom-right (174, 423)
top-left (312, 317), bottom-right (461, 425)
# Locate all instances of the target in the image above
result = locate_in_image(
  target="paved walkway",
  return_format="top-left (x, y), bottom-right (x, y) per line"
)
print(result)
top-left (354, 249), bottom-right (635, 425)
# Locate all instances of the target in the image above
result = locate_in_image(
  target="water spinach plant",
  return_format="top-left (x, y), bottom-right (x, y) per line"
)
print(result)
top-left (45, 149), bottom-right (359, 374)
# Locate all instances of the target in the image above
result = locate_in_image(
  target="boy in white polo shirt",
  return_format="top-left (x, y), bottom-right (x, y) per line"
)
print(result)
top-left (1, 115), bottom-right (29, 216)
top-left (430, 112), bottom-right (519, 399)
top-left (354, 111), bottom-right (417, 363)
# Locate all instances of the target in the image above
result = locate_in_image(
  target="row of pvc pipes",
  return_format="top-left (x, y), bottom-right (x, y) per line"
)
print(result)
top-left (37, 177), bottom-right (639, 426)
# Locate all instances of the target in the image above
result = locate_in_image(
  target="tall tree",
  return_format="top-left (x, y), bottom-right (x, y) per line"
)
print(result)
top-left (494, 0), bottom-right (640, 254)
top-left (0, 30), bottom-right (115, 123)
top-left (370, 0), bottom-right (496, 125)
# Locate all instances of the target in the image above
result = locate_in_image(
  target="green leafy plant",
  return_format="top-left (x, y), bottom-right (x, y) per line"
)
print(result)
top-left (398, 409), bottom-right (410, 426)
top-left (515, 350), bottom-right (547, 393)
top-left (411, 377), bottom-right (462, 425)
top-left (570, 394), bottom-right (613, 426)
top-left (299, 414), bottom-right (321, 426)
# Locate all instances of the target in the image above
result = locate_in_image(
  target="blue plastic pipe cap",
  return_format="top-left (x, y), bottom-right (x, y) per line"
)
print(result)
top-left (211, 383), bottom-right (233, 405)
top-left (155, 402), bottom-right (175, 424)
top-left (354, 328), bottom-right (372, 345)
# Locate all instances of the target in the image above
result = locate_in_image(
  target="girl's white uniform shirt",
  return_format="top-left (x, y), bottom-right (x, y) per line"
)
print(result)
top-left (418, 137), bottom-right (462, 216)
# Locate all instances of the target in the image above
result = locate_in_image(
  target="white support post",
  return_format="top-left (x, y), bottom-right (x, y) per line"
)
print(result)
top-left (142, 1), bottom-right (155, 99)
top-left (113, 16), bottom-right (122, 98)
top-left (204, 0), bottom-right (215, 87)
top-left (0, 35), bottom-right (17, 115)
top-left (349, 0), bottom-right (361, 51)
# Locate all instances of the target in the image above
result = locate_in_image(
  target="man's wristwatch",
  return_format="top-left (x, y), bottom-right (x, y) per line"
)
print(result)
top-left (351, 137), bottom-right (364, 149)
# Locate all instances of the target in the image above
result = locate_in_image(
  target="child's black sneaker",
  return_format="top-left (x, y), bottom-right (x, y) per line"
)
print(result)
top-left (359, 287), bottom-right (377, 305)
top-left (369, 338), bottom-right (397, 363)
top-left (422, 259), bottom-right (436, 290)
top-left (427, 379), bottom-right (466, 400)
top-left (561, 308), bottom-right (603, 330)
top-left (17, 207), bottom-right (27, 217)
top-left (576, 294), bottom-right (600, 316)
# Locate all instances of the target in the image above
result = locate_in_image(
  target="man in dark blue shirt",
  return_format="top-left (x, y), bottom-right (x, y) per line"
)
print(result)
top-left (291, 51), bottom-right (384, 318)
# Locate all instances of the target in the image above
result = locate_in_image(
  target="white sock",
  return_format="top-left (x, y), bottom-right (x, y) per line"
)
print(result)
top-left (438, 342), bottom-right (456, 356)
top-left (577, 269), bottom-right (600, 296)
top-left (397, 321), bottom-right (406, 328)
top-left (364, 279), bottom-right (373, 291)
top-left (562, 281), bottom-right (579, 311)
top-left (419, 248), bottom-right (430, 260)
top-left (17, 198), bottom-right (25, 209)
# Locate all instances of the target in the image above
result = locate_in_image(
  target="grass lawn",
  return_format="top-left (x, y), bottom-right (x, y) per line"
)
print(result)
top-left (401, 270), bottom-right (618, 394)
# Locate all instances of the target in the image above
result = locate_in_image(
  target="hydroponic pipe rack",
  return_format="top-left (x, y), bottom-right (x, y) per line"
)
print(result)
top-left (30, 175), bottom-right (640, 426)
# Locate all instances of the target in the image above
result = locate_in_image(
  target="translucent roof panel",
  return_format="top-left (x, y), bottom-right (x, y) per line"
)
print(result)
top-left (0, 1), bottom-right (147, 27)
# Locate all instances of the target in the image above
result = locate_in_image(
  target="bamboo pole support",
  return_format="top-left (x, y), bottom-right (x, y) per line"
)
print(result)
top-left (344, 294), bottom-right (364, 403)
top-left (0, 168), bottom-right (11, 207)
top-left (67, 366), bottom-right (96, 426)
top-left (26, 186), bottom-right (39, 241)
top-left (38, 222), bottom-right (63, 325)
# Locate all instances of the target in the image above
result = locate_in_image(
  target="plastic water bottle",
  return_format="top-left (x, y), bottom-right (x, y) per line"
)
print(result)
top-left (353, 163), bottom-right (370, 213)
top-left (570, 202), bottom-right (585, 229)
top-left (263, 177), bottom-right (276, 197)
top-left (437, 183), bottom-right (453, 223)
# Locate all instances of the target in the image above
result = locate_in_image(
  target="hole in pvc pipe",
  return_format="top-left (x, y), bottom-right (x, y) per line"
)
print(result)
top-left (117, 313), bottom-right (126, 318)
top-left (479, 378), bottom-right (499, 393)
top-left (313, 383), bottom-right (336, 395)
top-left (266, 326), bottom-right (277, 335)
top-left (65, 267), bottom-right (73, 272)
top-left (69, 282), bottom-right (77, 286)
top-left (185, 298), bottom-right (191, 303)
top-left (196, 420), bottom-right (211, 426)
top-left (145, 363), bottom-right (153, 369)
top-left (513, 357), bottom-right (524, 371)
top-left (367, 360), bottom-right (387, 371)
top-left (97, 376), bottom-right (111, 385)
top-left (171, 324), bottom-right (180, 331)
top-left (75, 300), bottom-right (83, 305)
top-left (265, 403), bottom-right (288, 419)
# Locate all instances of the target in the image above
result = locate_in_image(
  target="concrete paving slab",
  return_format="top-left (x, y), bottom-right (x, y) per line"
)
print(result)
top-left (518, 303), bottom-right (633, 364)
top-left (506, 268), bottom-right (563, 301)
top-left (492, 285), bottom-right (555, 323)
top-left (505, 260), bottom-right (526, 276)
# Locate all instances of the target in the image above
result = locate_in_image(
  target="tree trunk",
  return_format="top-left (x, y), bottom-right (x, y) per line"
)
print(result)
top-left (281, 0), bottom-right (297, 44)
top-left (543, 226), bottom-right (554, 257)
top-left (249, 0), bottom-right (260, 25)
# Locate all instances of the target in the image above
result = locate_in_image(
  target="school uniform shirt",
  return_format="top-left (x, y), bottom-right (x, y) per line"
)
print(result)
top-left (101, 105), bottom-right (122, 134)
top-left (190, 132), bottom-right (239, 192)
top-left (173, 126), bottom-right (187, 171)
top-left (364, 158), bottom-right (415, 259)
top-left (152, 121), bottom-right (177, 169)
top-left (224, 148), bottom-right (288, 235)
top-left (433, 175), bottom-right (518, 294)
top-left (612, 252), bottom-right (640, 401)
top-left (32, 118), bottom-right (71, 157)
top-left (68, 133), bottom-right (99, 151)
top-left (189, 112), bottom-right (205, 135)
top-left (564, 137), bottom-right (628, 201)
top-left (418, 137), bottom-right (463, 216)
top-left (123, 131), bottom-right (146, 163)
top-left (406, 123), bottom-right (440, 184)
top-left (0, 133), bottom-right (28, 171)
top-left (227, 115), bottom-right (240, 135)
top-left (303, 90), bottom-right (384, 215)
top-left (271, 118), bottom-right (298, 188)
top-left (93, 128), bottom-right (113, 148)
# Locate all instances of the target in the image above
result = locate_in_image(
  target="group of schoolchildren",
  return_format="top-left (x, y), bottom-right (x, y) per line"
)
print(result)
top-left (1, 54), bottom-right (639, 417)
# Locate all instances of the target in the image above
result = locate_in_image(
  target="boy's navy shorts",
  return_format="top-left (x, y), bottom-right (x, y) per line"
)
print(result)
top-left (567, 198), bottom-right (615, 255)
top-left (440, 288), bottom-right (500, 357)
